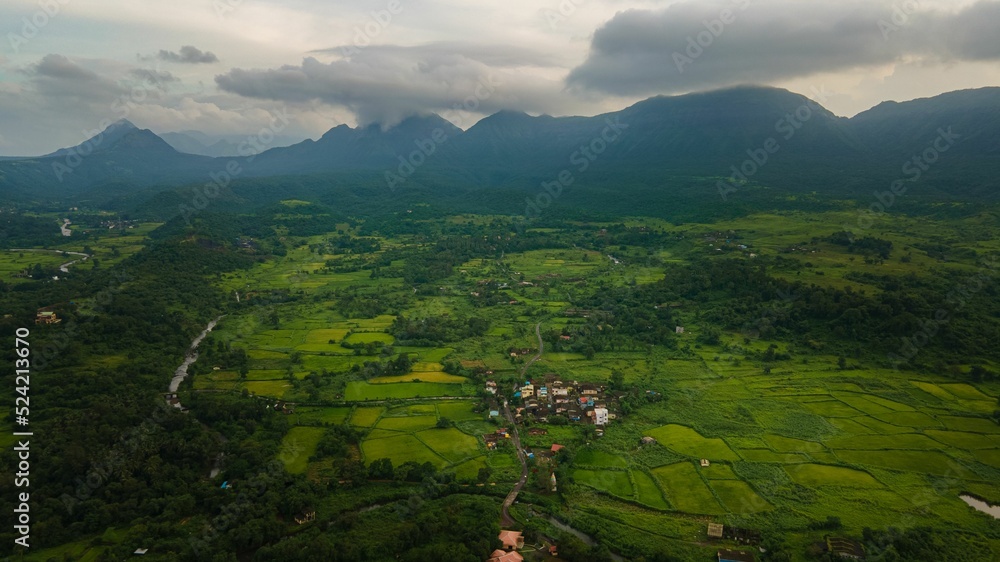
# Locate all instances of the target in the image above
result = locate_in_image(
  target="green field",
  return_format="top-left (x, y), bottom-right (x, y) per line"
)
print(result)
top-left (350, 407), bottom-right (383, 427)
top-left (436, 401), bottom-right (483, 421)
top-left (835, 450), bottom-right (978, 478)
top-left (645, 424), bottom-right (741, 461)
top-left (293, 407), bottom-right (352, 425)
top-left (279, 426), bottom-right (325, 474)
top-left (0, 250), bottom-right (69, 282)
top-left (572, 469), bottom-right (633, 499)
top-left (416, 428), bottom-right (480, 462)
top-left (345, 381), bottom-right (468, 400)
top-left (355, 402), bottom-right (490, 477)
top-left (785, 464), bottom-right (883, 488)
top-left (711, 480), bottom-right (771, 513)
top-left (83, 210), bottom-right (1000, 560)
top-left (651, 462), bottom-right (725, 515)
top-left (362, 434), bottom-right (447, 468)
top-left (345, 332), bottom-right (395, 345)
top-left (376, 415), bottom-right (437, 431)
top-left (369, 372), bottom-right (467, 384)
top-left (633, 470), bottom-right (670, 510)
top-left (575, 448), bottom-right (628, 468)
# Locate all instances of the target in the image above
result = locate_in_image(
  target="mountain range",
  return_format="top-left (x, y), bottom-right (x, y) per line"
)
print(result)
top-left (159, 130), bottom-right (301, 158)
top-left (2, 86), bottom-right (998, 204)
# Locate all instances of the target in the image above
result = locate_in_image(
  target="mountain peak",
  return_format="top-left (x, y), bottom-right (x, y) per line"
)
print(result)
top-left (387, 113), bottom-right (462, 135)
top-left (111, 118), bottom-right (138, 131)
top-left (42, 119), bottom-right (172, 159)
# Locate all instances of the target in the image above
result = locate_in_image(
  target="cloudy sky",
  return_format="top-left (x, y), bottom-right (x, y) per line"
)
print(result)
top-left (1, 0), bottom-right (999, 155)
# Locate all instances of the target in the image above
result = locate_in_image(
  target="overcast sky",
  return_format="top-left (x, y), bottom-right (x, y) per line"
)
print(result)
top-left (2, 0), bottom-right (999, 155)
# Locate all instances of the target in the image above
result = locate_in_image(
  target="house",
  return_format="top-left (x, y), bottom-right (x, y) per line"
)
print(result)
top-left (826, 537), bottom-right (866, 559)
top-left (294, 510), bottom-right (316, 525)
top-left (133, 548), bottom-right (149, 555)
top-left (488, 549), bottom-right (524, 562)
top-left (551, 443), bottom-right (565, 453)
top-left (641, 436), bottom-right (657, 444)
top-left (701, 459), bottom-right (711, 467)
top-left (580, 384), bottom-right (599, 396)
top-left (723, 527), bottom-right (762, 544)
top-left (552, 387), bottom-right (569, 396)
top-left (35, 311), bottom-right (61, 325)
top-left (594, 407), bottom-right (609, 426)
top-left (521, 384), bottom-right (535, 398)
top-left (485, 381), bottom-right (498, 395)
top-left (707, 523), bottom-right (724, 539)
top-left (718, 548), bottom-right (756, 562)
top-left (498, 530), bottom-right (524, 550)
top-left (675, 326), bottom-right (685, 334)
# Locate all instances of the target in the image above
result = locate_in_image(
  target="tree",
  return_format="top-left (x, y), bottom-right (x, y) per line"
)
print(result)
top-left (609, 369), bottom-right (625, 391)
top-left (477, 467), bottom-right (491, 483)
top-left (368, 458), bottom-right (394, 479)
top-left (436, 417), bottom-right (453, 429)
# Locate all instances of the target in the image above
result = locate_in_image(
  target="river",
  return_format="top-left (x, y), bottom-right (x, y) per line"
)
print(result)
top-left (9, 248), bottom-right (91, 273)
top-left (168, 315), bottom-right (225, 395)
top-left (545, 516), bottom-right (624, 562)
top-left (960, 494), bottom-right (1000, 518)
top-left (168, 316), bottom-right (227, 477)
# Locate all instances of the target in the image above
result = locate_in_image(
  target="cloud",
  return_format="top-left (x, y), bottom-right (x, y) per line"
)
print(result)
top-left (130, 68), bottom-right (178, 87)
top-left (33, 54), bottom-right (103, 81)
top-left (566, 0), bottom-right (1000, 96)
top-left (158, 45), bottom-right (219, 64)
top-left (216, 43), bottom-right (568, 127)
top-left (310, 41), bottom-right (568, 68)
top-left (0, 53), bottom-right (323, 156)
top-left (23, 54), bottom-right (127, 102)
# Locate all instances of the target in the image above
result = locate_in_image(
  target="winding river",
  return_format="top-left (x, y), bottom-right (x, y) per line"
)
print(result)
top-left (545, 516), bottom-right (624, 562)
top-left (168, 315), bottom-right (225, 396)
top-left (9, 248), bottom-right (91, 273)
top-left (961, 494), bottom-right (1000, 518)
top-left (168, 315), bottom-right (227, 477)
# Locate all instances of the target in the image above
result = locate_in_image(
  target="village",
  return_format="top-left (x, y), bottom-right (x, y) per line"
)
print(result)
top-left (483, 372), bottom-right (617, 437)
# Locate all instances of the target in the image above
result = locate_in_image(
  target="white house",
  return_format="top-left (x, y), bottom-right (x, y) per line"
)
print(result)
top-left (594, 407), bottom-right (609, 426)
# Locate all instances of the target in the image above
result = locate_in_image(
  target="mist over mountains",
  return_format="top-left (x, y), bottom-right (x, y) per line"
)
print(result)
top-left (2, 86), bottom-right (998, 205)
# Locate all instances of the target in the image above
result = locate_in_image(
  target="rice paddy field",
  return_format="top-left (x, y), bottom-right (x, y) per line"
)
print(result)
top-left (553, 354), bottom-right (1000, 558)
top-left (354, 402), bottom-right (497, 476)
top-left (181, 213), bottom-right (1000, 560)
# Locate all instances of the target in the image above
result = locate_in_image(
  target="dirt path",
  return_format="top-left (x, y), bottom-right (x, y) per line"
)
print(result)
top-left (500, 322), bottom-right (543, 527)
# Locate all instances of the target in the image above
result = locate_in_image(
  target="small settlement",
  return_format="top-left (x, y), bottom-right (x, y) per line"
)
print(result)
top-left (484, 373), bottom-right (619, 437)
